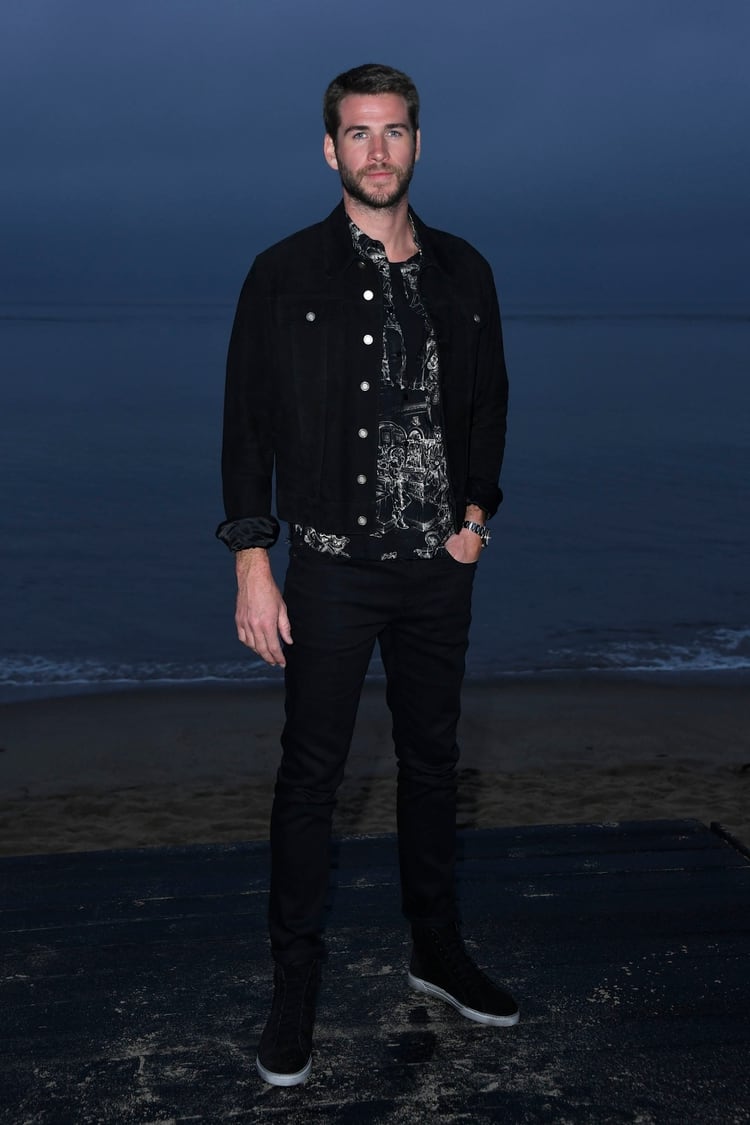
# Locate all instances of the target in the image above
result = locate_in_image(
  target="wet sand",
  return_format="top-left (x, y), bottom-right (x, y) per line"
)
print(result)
top-left (1, 679), bottom-right (748, 856)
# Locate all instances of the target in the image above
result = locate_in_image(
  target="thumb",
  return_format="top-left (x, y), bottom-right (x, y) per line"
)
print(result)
top-left (278, 603), bottom-right (293, 645)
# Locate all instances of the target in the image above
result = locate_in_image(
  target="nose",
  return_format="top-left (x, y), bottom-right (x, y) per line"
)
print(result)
top-left (368, 132), bottom-right (389, 163)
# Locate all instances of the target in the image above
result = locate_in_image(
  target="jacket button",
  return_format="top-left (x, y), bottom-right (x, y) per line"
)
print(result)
top-left (306, 311), bottom-right (316, 322)
top-left (360, 381), bottom-right (370, 392)
top-left (363, 333), bottom-right (374, 345)
top-left (356, 474), bottom-right (367, 485)
top-left (473, 313), bottom-right (481, 323)
top-left (357, 260), bottom-right (366, 270)
top-left (357, 515), bottom-right (368, 526)
top-left (363, 289), bottom-right (374, 301)
top-left (358, 428), bottom-right (368, 439)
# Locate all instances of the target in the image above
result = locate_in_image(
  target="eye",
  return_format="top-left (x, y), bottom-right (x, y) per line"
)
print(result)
top-left (387, 129), bottom-right (404, 138)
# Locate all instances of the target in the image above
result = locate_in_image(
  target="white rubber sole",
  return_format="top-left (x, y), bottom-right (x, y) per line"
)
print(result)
top-left (256, 1053), bottom-right (312, 1086)
top-left (408, 972), bottom-right (520, 1027)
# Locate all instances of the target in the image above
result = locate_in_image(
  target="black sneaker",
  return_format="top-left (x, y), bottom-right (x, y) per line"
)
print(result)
top-left (256, 960), bottom-right (320, 1086)
top-left (409, 924), bottom-right (519, 1027)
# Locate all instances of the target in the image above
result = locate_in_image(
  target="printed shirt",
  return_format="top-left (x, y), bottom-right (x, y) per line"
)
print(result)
top-left (292, 219), bottom-right (453, 560)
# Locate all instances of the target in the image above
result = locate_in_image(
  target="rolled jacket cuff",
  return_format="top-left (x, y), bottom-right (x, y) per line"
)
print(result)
top-left (466, 484), bottom-right (503, 520)
top-left (215, 516), bottom-right (280, 552)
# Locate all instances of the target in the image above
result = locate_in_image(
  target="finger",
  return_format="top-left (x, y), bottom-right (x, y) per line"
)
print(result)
top-left (251, 623), bottom-right (287, 668)
top-left (237, 621), bottom-right (275, 664)
top-left (278, 604), bottom-right (293, 646)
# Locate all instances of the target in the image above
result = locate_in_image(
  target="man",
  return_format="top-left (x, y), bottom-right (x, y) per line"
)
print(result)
top-left (218, 63), bottom-right (518, 1087)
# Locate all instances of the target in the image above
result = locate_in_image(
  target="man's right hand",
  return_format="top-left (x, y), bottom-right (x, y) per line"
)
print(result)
top-left (234, 549), bottom-right (292, 667)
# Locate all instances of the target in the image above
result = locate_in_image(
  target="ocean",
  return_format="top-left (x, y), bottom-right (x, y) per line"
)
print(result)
top-left (1, 300), bottom-right (748, 702)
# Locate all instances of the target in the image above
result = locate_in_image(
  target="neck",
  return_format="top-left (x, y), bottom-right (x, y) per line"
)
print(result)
top-left (342, 193), bottom-right (417, 262)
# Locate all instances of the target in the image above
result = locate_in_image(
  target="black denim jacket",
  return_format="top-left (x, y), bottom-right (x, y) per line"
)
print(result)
top-left (217, 203), bottom-right (509, 551)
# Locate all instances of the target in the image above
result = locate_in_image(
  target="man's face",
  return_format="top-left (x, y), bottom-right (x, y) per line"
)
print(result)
top-left (324, 93), bottom-right (420, 211)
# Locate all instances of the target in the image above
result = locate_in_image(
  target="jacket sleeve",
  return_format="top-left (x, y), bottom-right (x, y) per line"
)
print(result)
top-left (465, 259), bottom-right (509, 519)
top-left (216, 260), bottom-right (281, 551)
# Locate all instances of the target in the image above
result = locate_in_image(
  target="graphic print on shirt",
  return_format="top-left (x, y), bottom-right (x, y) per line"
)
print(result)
top-left (350, 223), bottom-right (454, 558)
top-left (296, 526), bottom-right (351, 557)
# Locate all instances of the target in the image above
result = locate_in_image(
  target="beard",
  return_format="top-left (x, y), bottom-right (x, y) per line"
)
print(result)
top-left (336, 154), bottom-right (416, 211)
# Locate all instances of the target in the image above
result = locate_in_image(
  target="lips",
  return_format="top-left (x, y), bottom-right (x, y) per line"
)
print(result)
top-left (362, 166), bottom-right (397, 179)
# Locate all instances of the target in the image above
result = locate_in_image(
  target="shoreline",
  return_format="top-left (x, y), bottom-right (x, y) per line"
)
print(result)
top-left (1, 678), bottom-right (748, 857)
top-left (2, 662), bottom-right (749, 709)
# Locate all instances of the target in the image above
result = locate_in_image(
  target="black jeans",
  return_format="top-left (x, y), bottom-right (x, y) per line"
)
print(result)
top-left (269, 545), bottom-right (476, 964)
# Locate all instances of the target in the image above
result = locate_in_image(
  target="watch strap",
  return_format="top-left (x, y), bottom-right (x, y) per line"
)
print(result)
top-left (462, 519), bottom-right (490, 546)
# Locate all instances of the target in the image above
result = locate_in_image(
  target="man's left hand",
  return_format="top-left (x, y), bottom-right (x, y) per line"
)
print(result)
top-left (444, 528), bottom-right (484, 564)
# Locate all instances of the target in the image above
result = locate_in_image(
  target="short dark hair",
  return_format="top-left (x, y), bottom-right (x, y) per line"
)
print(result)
top-left (323, 63), bottom-right (420, 140)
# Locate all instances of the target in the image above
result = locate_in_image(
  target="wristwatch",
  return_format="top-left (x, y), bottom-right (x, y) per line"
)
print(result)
top-left (462, 520), bottom-right (490, 547)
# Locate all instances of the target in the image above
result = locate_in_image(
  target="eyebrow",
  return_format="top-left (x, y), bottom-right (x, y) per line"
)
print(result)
top-left (342, 122), bottom-right (411, 135)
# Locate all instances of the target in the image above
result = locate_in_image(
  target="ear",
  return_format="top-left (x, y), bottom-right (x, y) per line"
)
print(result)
top-left (323, 133), bottom-right (339, 171)
top-left (414, 128), bottom-right (421, 163)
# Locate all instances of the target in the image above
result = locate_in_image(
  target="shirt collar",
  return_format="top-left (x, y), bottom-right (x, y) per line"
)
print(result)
top-left (322, 202), bottom-right (433, 277)
top-left (348, 215), bottom-right (422, 267)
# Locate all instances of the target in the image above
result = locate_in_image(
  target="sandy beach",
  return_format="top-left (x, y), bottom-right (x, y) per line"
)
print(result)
top-left (0, 679), bottom-right (748, 857)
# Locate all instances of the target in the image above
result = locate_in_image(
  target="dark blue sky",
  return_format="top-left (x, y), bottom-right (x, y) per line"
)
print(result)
top-left (2, 0), bottom-right (748, 306)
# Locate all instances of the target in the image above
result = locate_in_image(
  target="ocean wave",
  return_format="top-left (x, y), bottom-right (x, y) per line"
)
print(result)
top-left (546, 625), bottom-right (750, 675)
top-left (2, 626), bottom-right (748, 703)
top-left (0, 655), bottom-right (277, 692)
